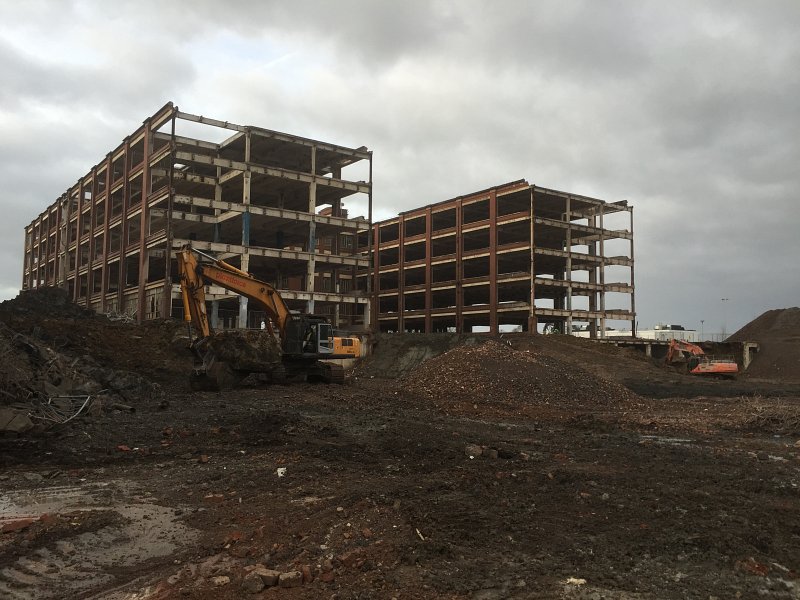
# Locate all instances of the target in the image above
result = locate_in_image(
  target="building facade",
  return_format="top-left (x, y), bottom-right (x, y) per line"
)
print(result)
top-left (21, 102), bottom-right (373, 330)
top-left (364, 180), bottom-right (635, 337)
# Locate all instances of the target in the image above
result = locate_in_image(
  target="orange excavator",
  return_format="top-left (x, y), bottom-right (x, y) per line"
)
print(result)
top-left (177, 244), bottom-right (359, 388)
top-left (665, 339), bottom-right (738, 377)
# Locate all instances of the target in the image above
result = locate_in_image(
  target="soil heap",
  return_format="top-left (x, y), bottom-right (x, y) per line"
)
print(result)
top-left (0, 288), bottom-right (192, 424)
top-left (401, 340), bottom-right (639, 415)
top-left (729, 307), bottom-right (800, 382)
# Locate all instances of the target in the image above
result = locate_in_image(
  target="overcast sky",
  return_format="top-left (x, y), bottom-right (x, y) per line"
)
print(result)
top-left (1, 0), bottom-right (798, 334)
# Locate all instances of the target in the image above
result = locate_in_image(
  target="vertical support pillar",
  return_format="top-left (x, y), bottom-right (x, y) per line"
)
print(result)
top-left (88, 167), bottom-right (99, 304)
top-left (306, 145), bottom-right (317, 314)
top-left (629, 206), bottom-right (636, 337)
top-left (332, 168), bottom-right (343, 328)
top-left (455, 199), bottom-right (463, 333)
top-left (239, 132), bottom-right (252, 327)
top-left (488, 191), bottom-right (498, 334)
top-left (57, 195), bottom-right (66, 289)
top-left (371, 222), bottom-right (380, 331)
top-left (162, 107), bottom-right (177, 320)
top-left (367, 151), bottom-right (374, 332)
top-left (238, 254), bottom-right (249, 328)
top-left (588, 210), bottom-right (598, 338)
top-left (117, 140), bottom-right (131, 315)
top-left (528, 186), bottom-right (537, 334)
top-left (599, 205), bottom-right (606, 337)
top-left (73, 180), bottom-right (84, 303)
top-left (211, 301), bottom-right (220, 330)
top-left (137, 123), bottom-right (152, 323)
top-left (211, 212), bottom-right (221, 329)
top-left (565, 195), bottom-right (573, 335)
top-left (424, 206), bottom-right (432, 333)
top-left (101, 155), bottom-right (112, 313)
top-left (397, 215), bottom-right (405, 332)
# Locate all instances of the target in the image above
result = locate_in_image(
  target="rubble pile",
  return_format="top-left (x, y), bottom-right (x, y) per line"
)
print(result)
top-left (0, 288), bottom-right (192, 383)
top-left (402, 340), bottom-right (638, 411)
top-left (0, 288), bottom-right (191, 431)
top-left (208, 329), bottom-right (282, 372)
top-left (729, 307), bottom-right (800, 382)
top-left (1, 286), bottom-right (95, 320)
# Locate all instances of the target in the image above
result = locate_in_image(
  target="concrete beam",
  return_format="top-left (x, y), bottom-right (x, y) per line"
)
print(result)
top-left (172, 238), bottom-right (369, 268)
top-left (154, 132), bottom-right (219, 151)
top-left (174, 151), bottom-right (370, 195)
top-left (176, 110), bottom-right (370, 161)
top-left (172, 195), bottom-right (363, 229)
top-left (534, 247), bottom-right (632, 267)
top-left (172, 284), bottom-right (369, 305)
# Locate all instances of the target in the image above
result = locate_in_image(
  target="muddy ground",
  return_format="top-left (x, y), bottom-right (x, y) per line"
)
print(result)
top-left (1, 310), bottom-right (800, 599)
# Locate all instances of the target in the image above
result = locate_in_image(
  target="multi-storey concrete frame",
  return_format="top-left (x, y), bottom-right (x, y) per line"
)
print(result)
top-left (22, 102), bottom-right (373, 330)
top-left (365, 179), bottom-right (634, 337)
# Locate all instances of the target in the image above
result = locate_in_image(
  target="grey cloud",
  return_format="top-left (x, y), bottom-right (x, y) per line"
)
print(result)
top-left (0, 0), bottom-right (798, 332)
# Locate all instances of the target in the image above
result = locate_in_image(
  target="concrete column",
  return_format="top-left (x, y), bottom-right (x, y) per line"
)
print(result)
top-left (565, 195), bottom-right (573, 335)
top-left (306, 145), bottom-right (317, 314)
top-left (455, 200), bottom-right (463, 333)
top-left (371, 223), bottom-right (380, 330)
top-left (629, 206), bottom-right (636, 337)
top-left (599, 205), bottom-right (606, 337)
top-left (588, 211), bottom-right (598, 338)
top-left (211, 301), bottom-right (220, 330)
top-left (528, 187), bottom-right (537, 334)
top-left (211, 217), bottom-right (221, 328)
top-left (424, 207), bottom-right (432, 333)
top-left (488, 191), bottom-right (498, 334)
top-left (397, 215), bottom-right (405, 332)
top-left (238, 134), bottom-right (251, 328)
top-left (100, 155), bottom-right (112, 312)
top-left (238, 254), bottom-right (249, 328)
top-left (136, 122), bottom-right (153, 322)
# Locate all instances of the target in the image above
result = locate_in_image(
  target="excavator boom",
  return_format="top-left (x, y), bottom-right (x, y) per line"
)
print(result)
top-left (177, 245), bottom-right (292, 338)
top-left (176, 244), bottom-right (358, 388)
top-left (665, 339), bottom-right (738, 378)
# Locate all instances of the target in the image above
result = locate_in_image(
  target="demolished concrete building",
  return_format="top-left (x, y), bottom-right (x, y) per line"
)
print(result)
top-left (21, 102), bottom-right (373, 330)
top-left (22, 105), bottom-right (633, 338)
top-left (366, 180), bottom-right (635, 336)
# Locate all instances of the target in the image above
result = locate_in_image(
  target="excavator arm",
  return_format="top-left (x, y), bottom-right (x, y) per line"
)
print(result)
top-left (176, 244), bottom-right (355, 388)
top-left (665, 339), bottom-right (705, 363)
top-left (177, 245), bottom-right (293, 338)
top-left (665, 339), bottom-right (738, 378)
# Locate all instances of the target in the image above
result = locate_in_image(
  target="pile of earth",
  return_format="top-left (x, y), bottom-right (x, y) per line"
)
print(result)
top-left (0, 286), bottom-right (95, 319)
top-left (400, 339), bottom-right (639, 414)
top-left (0, 287), bottom-right (193, 388)
top-left (0, 288), bottom-right (193, 432)
top-left (729, 308), bottom-right (800, 382)
top-left (355, 333), bottom-right (485, 378)
top-left (207, 329), bottom-right (282, 372)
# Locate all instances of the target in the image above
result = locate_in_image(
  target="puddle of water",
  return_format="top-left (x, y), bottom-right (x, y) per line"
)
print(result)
top-left (0, 481), bottom-right (198, 600)
top-left (0, 481), bottom-right (120, 519)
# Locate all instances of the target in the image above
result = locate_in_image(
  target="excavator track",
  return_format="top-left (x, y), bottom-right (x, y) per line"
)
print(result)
top-left (270, 364), bottom-right (287, 384)
top-left (324, 363), bottom-right (345, 384)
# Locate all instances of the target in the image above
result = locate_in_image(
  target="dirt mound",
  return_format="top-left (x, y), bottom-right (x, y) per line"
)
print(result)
top-left (0, 288), bottom-right (194, 427)
top-left (0, 287), bottom-right (94, 319)
top-left (729, 308), bottom-right (800, 382)
top-left (208, 330), bottom-right (281, 372)
top-left (0, 288), bottom-right (192, 387)
top-left (401, 340), bottom-right (639, 414)
top-left (357, 333), bottom-right (484, 378)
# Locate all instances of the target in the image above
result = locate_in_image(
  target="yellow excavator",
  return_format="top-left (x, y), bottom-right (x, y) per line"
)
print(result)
top-left (177, 244), bottom-right (359, 389)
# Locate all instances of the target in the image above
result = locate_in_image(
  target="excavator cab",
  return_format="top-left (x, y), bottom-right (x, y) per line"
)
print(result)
top-left (283, 316), bottom-right (334, 356)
